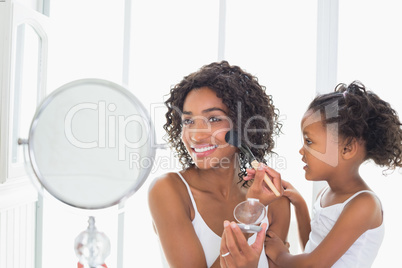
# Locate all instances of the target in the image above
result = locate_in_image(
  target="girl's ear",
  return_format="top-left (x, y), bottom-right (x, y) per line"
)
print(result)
top-left (341, 138), bottom-right (359, 160)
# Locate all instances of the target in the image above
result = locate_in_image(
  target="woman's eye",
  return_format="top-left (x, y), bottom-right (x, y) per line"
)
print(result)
top-left (305, 139), bottom-right (312, 145)
top-left (209, 116), bottom-right (222, 123)
top-left (182, 118), bottom-right (193, 125)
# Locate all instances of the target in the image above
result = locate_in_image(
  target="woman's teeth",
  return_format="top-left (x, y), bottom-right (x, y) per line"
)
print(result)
top-left (194, 145), bottom-right (218, 153)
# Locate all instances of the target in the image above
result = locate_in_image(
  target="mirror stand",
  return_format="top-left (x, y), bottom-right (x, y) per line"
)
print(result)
top-left (75, 216), bottom-right (111, 268)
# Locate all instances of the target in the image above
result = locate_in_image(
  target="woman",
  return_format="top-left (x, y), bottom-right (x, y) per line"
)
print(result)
top-left (148, 61), bottom-right (290, 267)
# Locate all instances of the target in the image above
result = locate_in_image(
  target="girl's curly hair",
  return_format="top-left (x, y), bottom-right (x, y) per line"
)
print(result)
top-left (308, 80), bottom-right (402, 170)
top-left (164, 61), bottom-right (281, 186)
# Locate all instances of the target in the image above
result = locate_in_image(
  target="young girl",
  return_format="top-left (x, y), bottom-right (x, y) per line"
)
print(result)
top-left (263, 81), bottom-right (402, 267)
top-left (148, 61), bottom-right (290, 268)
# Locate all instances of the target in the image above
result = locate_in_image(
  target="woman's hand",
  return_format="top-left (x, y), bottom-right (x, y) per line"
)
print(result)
top-left (244, 164), bottom-right (283, 206)
top-left (264, 231), bottom-right (290, 265)
top-left (220, 221), bottom-right (268, 268)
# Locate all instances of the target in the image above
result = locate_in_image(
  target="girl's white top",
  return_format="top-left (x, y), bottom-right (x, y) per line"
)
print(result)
top-left (304, 188), bottom-right (385, 267)
top-left (158, 172), bottom-right (269, 268)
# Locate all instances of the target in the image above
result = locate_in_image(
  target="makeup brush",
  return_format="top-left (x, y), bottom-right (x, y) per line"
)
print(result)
top-left (225, 130), bottom-right (281, 196)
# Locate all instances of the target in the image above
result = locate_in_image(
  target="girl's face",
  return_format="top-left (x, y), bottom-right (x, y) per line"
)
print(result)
top-left (299, 109), bottom-right (342, 181)
top-left (181, 87), bottom-right (237, 170)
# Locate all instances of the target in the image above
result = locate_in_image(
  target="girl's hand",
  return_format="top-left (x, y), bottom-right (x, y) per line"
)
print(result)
top-left (244, 164), bottom-right (283, 206)
top-left (282, 180), bottom-right (305, 207)
top-left (220, 221), bottom-right (268, 268)
top-left (264, 231), bottom-right (289, 265)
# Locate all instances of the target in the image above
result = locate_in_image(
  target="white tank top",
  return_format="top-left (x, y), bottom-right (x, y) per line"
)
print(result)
top-left (158, 172), bottom-right (269, 268)
top-left (304, 188), bottom-right (385, 267)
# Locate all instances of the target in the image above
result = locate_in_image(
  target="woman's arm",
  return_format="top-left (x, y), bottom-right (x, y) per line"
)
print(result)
top-left (267, 196), bottom-right (291, 242)
top-left (266, 196), bottom-right (291, 268)
top-left (265, 192), bottom-right (382, 267)
top-left (148, 173), bottom-right (208, 268)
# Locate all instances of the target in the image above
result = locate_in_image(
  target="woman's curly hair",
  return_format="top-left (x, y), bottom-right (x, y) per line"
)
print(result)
top-left (164, 61), bottom-right (281, 186)
top-left (308, 80), bottom-right (402, 170)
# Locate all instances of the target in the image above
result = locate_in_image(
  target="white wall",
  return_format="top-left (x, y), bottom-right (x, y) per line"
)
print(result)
top-left (337, 1), bottom-right (402, 266)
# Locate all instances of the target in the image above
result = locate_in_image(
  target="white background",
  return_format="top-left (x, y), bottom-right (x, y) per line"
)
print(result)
top-left (39, 1), bottom-right (402, 267)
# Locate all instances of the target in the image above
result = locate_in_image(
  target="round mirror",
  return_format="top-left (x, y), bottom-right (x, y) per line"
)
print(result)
top-left (234, 198), bottom-right (266, 225)
top-left (27, 78), bottom-right (155, 209)
top-left (233, 198), bottom-right (266, 233)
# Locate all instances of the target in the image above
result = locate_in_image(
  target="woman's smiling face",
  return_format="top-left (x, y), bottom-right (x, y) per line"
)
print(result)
top-left (181, 87), bottom-right (237, 170)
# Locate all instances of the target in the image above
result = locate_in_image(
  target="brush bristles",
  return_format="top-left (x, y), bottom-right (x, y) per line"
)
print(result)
top-left (225, 130), bottom-right (240, 147)
top-left (225, 130), bottom-right (257, 162)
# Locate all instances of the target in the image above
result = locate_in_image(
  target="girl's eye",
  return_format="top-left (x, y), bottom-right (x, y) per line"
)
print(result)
top-left (305, 139), bottom-right (312, 145)
top-left (182, 118), bottom-right (194, 125)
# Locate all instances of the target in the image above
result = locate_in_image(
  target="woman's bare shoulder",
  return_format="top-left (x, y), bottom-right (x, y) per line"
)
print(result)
top-left (148, 172), bottom-right (185, 197)
top-left (149, 171), bottom-right (180, 188)
top-left (148, 171), bottom-right (192, 211)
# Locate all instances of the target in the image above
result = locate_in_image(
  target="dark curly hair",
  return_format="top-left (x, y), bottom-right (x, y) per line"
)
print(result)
top-left (308, 80), bottom-right (402, 170)
top-left (164, 61), bottom-right (281, 185)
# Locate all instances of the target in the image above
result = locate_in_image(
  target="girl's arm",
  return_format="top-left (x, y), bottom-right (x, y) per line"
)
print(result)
top-left (148, 173), bottom-right (209, 268)
top-left (281, 180), bottom-right (311, 249)
top-left (265, 192), bottom-right (382, 267)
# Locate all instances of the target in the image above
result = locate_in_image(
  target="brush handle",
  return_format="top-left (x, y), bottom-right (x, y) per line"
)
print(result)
top-left (250, 160), bottom-right (281, 197)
